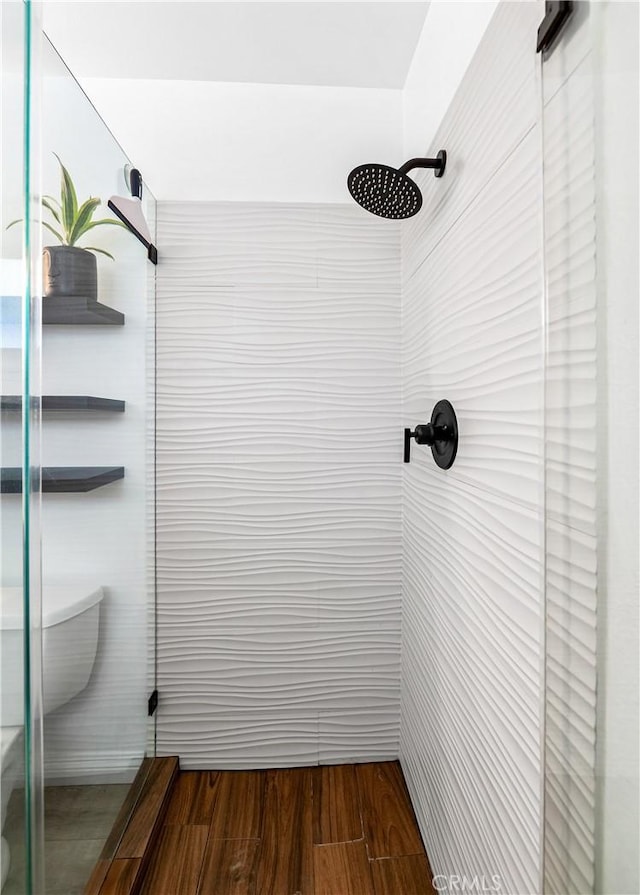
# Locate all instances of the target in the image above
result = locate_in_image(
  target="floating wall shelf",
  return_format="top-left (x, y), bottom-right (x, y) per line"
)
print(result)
top-left (1, 466), bottom-right (125, 493)
top-left (1, 396), bottom-right (125, 412)
top-left (43, 299), bottom-right (125, 325)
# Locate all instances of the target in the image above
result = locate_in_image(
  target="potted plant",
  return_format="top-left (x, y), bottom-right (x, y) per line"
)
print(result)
top-left (9, 154), bottom-right (125, 304)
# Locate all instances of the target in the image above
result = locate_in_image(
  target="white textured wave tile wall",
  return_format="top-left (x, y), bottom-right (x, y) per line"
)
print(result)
top-left (156, 202), bottom-right (402, 768)
top-left (399, 3), bottom-right (545, 893)
top-left (542, 18), bottom-right (598, 894)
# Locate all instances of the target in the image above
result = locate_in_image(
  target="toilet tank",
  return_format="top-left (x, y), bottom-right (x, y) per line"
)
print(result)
top-left (0, 585), bottom-right (104, 727)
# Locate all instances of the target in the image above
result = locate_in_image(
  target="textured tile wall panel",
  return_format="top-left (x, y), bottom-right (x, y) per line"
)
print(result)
top-left (399, 4), bottom-right (544, 892)
top-left (543, 61), bottom-right (598, 536)
top-left (540, 2), bottom-right (593, 107)
top-left (542, 49), bottom-right (598, 895)
top-left (156, 201), bottom-right (402, 768)
top-left (403, 129), bottom-right (542, 510)
top-left (316, 206), bottom-right (402, 291)
top-left (402, 1), bottom-right (542, 282)
top-left (159, 203), bottom-right (400, 291)
top-left (318, 709), bottom-right (399, 765)
top-left (158, 204), bottom-right (318, 287)
top-left (159, 710), bottom-right (320, 769)
top-left (156, 287), bottom-right (401, 466)
top-left (544, 523), bottom-right (597, 895)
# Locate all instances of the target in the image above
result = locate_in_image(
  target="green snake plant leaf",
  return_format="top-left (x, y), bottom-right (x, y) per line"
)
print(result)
top-left (42, 197), bottom-right (61, 224)
top-left (42, 196), bottom-right (60, 223)
top-left (42, 221), bottom-right (65, 243)
top-left (82, 246), bottom-right (115, 260)
top-left (68, 197), bottom-right (101, 246)
top-left (80, 218), bottom-right (128, 234)
top-left (8, 157), bottom-right (124, 260)
top-left (54, 153), bottom-right (78, 241)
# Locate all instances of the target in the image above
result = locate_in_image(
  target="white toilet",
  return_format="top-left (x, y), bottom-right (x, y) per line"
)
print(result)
top-left (0, 584), bottom-right (104, 889)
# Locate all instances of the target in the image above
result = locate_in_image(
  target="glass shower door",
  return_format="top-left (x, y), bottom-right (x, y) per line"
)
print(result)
top-left (1, 1), bottom-right (44, 893)
top-left (2, 6), bottom-right (158, 890)
top-left (31, 33), bottom-right (158, 895)
top-left (542, 3), bottom-right (639, 893)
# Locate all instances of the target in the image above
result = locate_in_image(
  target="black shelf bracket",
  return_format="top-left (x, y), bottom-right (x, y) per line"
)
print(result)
top-left (108, 199), bottom-right (158, 265)
top-left (108, 168), bottom-right (157, 264)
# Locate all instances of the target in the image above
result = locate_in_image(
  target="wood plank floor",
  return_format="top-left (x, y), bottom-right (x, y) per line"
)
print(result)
top-left (138, 761), bottom-right (435, 895)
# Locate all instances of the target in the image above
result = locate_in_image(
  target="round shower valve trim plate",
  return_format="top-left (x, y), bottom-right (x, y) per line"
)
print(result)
top-left (404, 399), bottom-right (458, 469)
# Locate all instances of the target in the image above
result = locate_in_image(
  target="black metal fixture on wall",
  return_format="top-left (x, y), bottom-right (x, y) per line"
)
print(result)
top-left (347, 151), bottom-right (447, 219)
top-left (108, 166), bottom-right (158, 264)
top-left (404, 399), bottom-right (458, 469)
top-left (536, 1), bottom-right (573, 54)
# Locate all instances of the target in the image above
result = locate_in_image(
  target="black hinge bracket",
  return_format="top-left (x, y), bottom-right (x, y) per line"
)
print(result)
top-left (148, 689), bottom-right (158, 717)
top-left (537, 1), bottom-right (574, 54)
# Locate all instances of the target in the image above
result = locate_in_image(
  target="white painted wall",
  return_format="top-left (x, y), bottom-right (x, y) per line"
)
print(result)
top-left (42, 1), bottom-right (429, 90)
top-left (72, 79), bottom-right (403, 204)
top-left (403, 0), bottom-right (498, 158)
top-left (48, 1), bottom-right (496, 204)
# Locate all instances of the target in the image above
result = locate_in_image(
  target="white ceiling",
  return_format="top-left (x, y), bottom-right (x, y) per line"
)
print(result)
top-left (42, 2), bottom-right (430, 90)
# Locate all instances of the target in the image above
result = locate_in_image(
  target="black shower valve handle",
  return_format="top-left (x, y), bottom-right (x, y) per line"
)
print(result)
top-left (415, 422), bottom-right (451, 445)
top-left (403, 400), bottom-right (459, 469)
top-left (404, 424), bottom-right (438, 462)
top-left (403, 427), bottom-right (412, 463)
top-left (413, 423), bottom-right (433, 445)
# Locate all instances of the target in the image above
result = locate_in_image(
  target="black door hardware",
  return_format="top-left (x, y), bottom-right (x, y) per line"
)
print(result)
top-left (404, 399), bottom-right (458, 469)
top-left (148, 689), bottom-right (158, 717)
top-left (537, 1), bottom-right (573, 54)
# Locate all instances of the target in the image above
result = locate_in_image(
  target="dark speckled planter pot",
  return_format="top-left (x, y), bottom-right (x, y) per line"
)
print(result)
top-left (43, 245), bottom-right (97, 303)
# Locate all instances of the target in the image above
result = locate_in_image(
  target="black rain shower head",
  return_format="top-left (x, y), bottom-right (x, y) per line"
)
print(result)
top-left (347, 150), bottom-right (447, 220)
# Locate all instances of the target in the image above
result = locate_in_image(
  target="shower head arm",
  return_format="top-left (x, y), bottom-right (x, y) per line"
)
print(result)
top-left (398, 158), bottom-right (438, 173)
top-left (398, 150), bottom-right (447, 178)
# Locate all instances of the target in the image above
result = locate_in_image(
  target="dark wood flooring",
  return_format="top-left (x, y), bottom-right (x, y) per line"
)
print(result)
top-left (138, 761), bottom-right (435, 895)
top-left (84, 757), bottom-right (180, 895)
